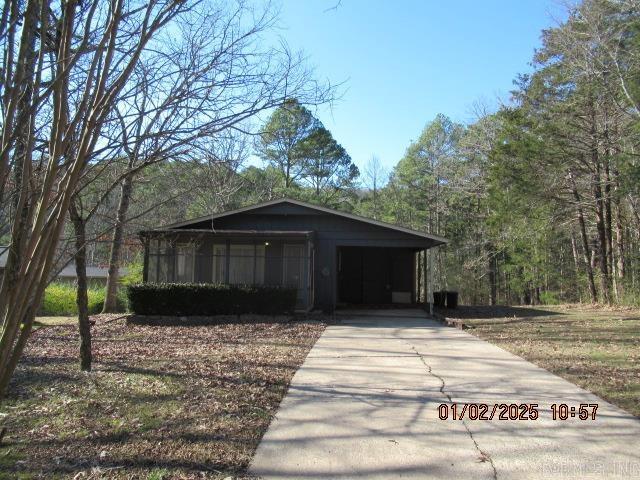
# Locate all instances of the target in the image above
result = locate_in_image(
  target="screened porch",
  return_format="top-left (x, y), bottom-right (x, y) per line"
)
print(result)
top-left (142, 230), bottom-right (315, 310)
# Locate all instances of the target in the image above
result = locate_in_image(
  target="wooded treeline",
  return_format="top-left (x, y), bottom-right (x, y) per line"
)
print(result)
top-left (131, 0), bottom-right (640, 307)
top-left (58, 0), bottom-right (640, 308)
top-left (403, 0), bottom-right (640, 306)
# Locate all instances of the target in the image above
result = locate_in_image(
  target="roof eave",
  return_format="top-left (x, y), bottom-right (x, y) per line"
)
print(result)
top-left (140, 228), bottom-right (315, 238)
top-left (151, 198), bottom-right (449, 245)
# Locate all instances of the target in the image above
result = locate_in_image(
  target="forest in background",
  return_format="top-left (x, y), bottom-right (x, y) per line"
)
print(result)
top-left (80, 0), bottom-right (640, 308)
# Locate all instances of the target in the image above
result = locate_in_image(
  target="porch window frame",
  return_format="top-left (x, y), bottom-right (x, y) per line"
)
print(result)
top-left (282, 243), bottom-right (305, 289)
top-left (147, 238), bottom-right (174, 283)
top-left (212, 242), bottom-right (228, 284)
top-left (226, 241), bottom-right (266, 286)
top-left (147, 238), bottom-right (195, 283)
top-left (175, 242), bottom-right (196, 283)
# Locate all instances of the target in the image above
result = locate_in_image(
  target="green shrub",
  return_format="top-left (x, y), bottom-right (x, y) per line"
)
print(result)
top-left (618, 286), bottom-right (640, 307)
top-left (127, 283), bottom-right (297, 316)
top-left (119, 261), bottom-right (143, 287)
top-left (41, 283), bottom-right (106, 316)
top-left (539, 291), bottom-right (561, 305)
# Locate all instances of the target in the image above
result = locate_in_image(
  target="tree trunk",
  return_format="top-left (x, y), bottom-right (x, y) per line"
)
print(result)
top-left (629, 194), bottom-right (640, 232)
top-left (70, 203), bottom-right (92, 372)
top-left (570, 173), bottom-right (598, 303)
top-left (285, 153), bottom-right (292, 189)
top-left (588, 101), bottom-right (609, 304)
top-left (570, 232), bottom-right (582, 302)
top-left (615, 203), bottom-right (625, 276)
top-left (103, 173), bottom-right (134, 313)
top-left (487, 243), bottom-right (497, 306)
top-left (590, 138), bottom-right (611, 305)
top-left (614, 174), bottom-right (625, 297)
top-left (602, 111), bottom-right (617, 302)
top-left (594, 176), bottom-right (611, 304)
top-left (604, 156), bottom-right (617, 301)
top-left (0, 0), bottom-right (41, 398)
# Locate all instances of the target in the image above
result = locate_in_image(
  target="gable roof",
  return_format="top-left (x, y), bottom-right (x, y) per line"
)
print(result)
top-left (158, 198), bottom-right (448, 245)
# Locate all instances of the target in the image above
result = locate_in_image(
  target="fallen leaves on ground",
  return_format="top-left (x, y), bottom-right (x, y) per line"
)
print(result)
top-left (0, 314), bottom-right (325, 479)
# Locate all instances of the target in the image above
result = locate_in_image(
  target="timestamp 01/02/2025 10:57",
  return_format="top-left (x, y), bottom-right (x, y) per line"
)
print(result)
top-left (438, 403), bottom-right (599, 421)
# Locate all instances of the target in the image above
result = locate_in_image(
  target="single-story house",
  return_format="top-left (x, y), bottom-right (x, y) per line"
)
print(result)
top-left (140, 198), bottom-right (447, 312)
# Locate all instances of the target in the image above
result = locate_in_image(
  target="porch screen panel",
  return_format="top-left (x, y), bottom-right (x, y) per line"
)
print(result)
top-left (212, 244), bottom-right (226, 283)
top-left (148, 239), bottom-right (172, 282)
top-left (175, 244), bottom-right (194, 282)
top-left (148, 251), bottom-right (158, 282)
top-left (283, 244), bottom-right (304, 288)
top-left (255, 245), bottom-right (265, 284)
top-left (229, 244), bottom-right (265, 285)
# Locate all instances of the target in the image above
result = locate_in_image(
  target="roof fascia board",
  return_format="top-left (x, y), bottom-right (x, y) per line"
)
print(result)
top-left (156, 198), bottom-right (448, 245)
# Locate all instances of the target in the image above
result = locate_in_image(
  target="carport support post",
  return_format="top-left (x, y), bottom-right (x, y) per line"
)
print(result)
top-left (429, 248), bottom-right (435, 315)
top-left (423, 248), bottom-right (433, 316)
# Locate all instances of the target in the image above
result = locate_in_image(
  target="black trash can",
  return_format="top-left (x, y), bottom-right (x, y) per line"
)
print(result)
top-left (445, 291), bottom-right (459, 309)
top-left (433, 291), bottom-right (446, 308)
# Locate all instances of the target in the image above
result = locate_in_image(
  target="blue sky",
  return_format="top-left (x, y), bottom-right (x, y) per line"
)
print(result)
top-left (273, 0), bottom-right (566, 172)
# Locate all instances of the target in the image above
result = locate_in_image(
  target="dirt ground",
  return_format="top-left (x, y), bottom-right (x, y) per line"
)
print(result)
top-left (0, 314), bottom-right (325, 479)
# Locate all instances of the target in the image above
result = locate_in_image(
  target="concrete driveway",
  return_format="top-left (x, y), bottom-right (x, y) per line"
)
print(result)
top-left (250, 312), bottom-right (640, 479)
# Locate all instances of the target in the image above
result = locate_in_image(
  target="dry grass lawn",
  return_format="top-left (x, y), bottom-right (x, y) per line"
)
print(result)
top-left (440, 304), bottom-right (640, 417)
top-left (33, 316), bottom-right (77, 328)
top-left (0, 314), bottom-right (325, 479)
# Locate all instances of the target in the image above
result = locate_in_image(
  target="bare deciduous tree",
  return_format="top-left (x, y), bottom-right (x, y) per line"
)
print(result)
top-left (101, 3), bottom-right (332, 312)
top-left (363, 155), bottom-right (386, 219)
top-left (0, 0), bottom-right (193, 396)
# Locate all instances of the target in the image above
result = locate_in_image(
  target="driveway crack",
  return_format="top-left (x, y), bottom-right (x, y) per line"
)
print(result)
top-left (410, 345), bottom-right (498, 480)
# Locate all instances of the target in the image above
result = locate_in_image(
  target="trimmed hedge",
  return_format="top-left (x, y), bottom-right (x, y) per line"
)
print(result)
top-left (127, 283), bottom-right (298, 316)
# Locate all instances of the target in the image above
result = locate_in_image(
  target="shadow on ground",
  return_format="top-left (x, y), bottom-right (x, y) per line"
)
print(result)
top-left (438, 305), bottom-right (560, 320)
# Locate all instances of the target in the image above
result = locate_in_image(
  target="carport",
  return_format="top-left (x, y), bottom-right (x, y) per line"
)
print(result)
top-left (337, 246), bottom-right (420, 306)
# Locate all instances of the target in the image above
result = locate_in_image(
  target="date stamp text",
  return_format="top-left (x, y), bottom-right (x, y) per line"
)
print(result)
top-left (438, 403), bottom-right (598, 421)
